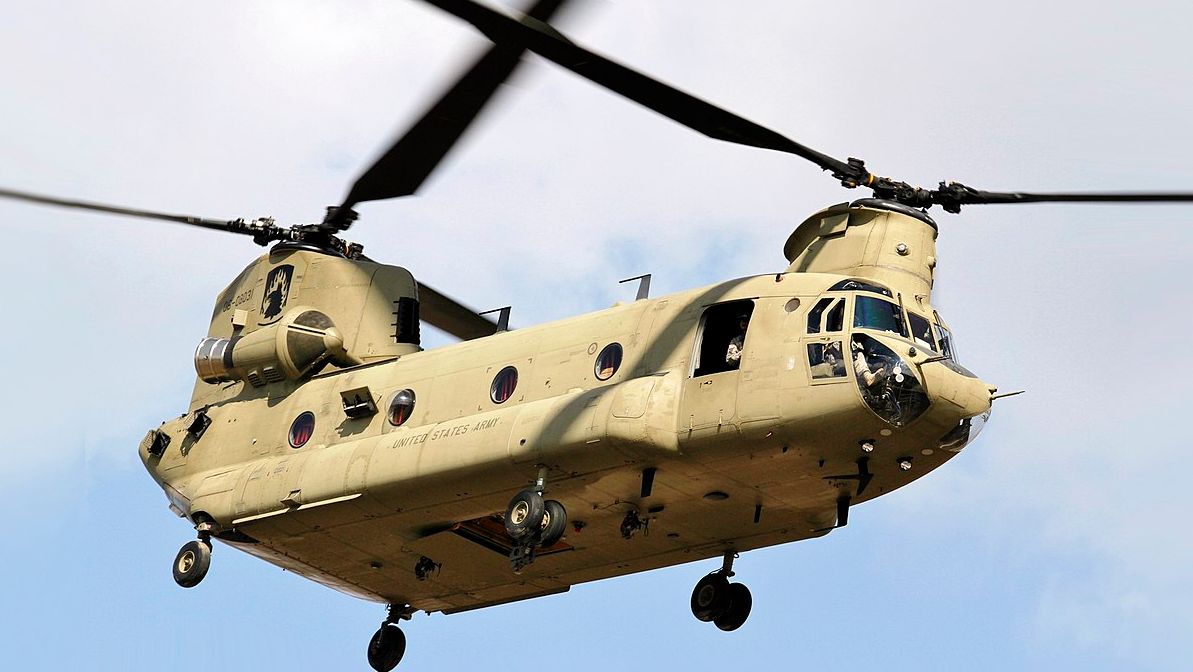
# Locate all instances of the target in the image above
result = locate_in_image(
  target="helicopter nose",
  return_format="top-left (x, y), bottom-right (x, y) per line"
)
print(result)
top-left (918, 362), bottom-right (993, 421)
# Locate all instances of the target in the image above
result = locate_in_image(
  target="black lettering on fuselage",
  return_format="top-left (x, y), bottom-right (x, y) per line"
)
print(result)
top-left (472, 417), bottom-right (499, 431)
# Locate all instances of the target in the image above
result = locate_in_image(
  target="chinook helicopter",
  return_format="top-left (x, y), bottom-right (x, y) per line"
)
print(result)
top-left (4, 1), bottom-right (1193, 670)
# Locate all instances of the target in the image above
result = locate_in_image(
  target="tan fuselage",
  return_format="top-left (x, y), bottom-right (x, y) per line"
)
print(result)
top-left (140, 203), bottom-right (992, 613)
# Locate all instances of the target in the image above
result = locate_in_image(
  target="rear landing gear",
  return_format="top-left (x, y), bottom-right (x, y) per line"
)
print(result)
top-left (367, 605), bottom-right (413, 671)
top-left (172, 520), bottom-right (216, 588)
top-left (689, 552), bottom-right (752, 632)
top-left (172, 539), bottom-right (211, 588)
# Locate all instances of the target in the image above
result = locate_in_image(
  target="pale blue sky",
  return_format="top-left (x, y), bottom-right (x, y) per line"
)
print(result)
top-left (1, 1), bottom-right (1190, 670)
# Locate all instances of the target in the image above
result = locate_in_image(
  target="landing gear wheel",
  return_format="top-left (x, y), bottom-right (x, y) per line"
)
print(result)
top-left (172, 539), bottom-right (211, 588)
top-left (367, 623), bottom-right (406, 672)
top-left (539, 499), bottom-right (567, 547)
top-left (713, 583), bottom-right (752, 632)
top-left (504, 489), bottom-right (545, 541)
top-left (690, 573), bottom-right (732, 622)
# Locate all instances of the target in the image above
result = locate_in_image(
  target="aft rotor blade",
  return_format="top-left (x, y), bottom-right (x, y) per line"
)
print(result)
top-left (419, 282), bottom-right (500, 340)
top-left (336, 0), bottom-right (575, 220)
top-left (0, 186), bottom-right (238, 233)
top-left (419, 0), bottom-right (862, 182)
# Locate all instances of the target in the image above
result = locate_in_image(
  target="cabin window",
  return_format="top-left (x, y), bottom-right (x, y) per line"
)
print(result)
top-left (908, 312), bottom-right (935, 351)
top-left (388, 389), bottom-right (416, 426)
top-left (288, 411), bottom-right (315, 448)
top-left (595, 343), bottom-right (623, 380)
top-left (853, 295), bottom-right (907, 337)
top-left (693, 300), bottom-right (754, 377)
top-left (491, 366), bottom-right (518, 404)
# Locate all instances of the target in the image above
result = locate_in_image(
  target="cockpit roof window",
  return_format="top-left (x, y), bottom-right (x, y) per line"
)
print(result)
top-left (854, 295), bottom-right (907, 337)
top-left (828, 279), bottom-right (892, 298)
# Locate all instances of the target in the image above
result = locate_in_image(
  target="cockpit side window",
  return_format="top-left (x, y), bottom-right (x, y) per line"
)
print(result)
top-left (932, 311), bottom-right (957, 361)
top-left (807, 298), bottom-right (831, 334)
top-left (825, 300), bottom-right (845, 332)
top-left (807, 297), bottom-right (845, 334)
top-left (934, 323), bottom-right (956, 361)
top-left (908, 312), bottom-right (935, 351)
top-left (854, 295), bottom-right (907, 337)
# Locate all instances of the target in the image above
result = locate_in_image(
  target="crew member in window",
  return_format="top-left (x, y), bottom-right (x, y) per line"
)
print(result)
top-left (726, 313), bottom-right (749, 368)
top-left (823, 341), bottom-right (845, 376)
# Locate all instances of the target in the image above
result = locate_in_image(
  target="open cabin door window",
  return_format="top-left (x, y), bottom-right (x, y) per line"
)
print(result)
top-left (692, 300), bottom-right (755, 377)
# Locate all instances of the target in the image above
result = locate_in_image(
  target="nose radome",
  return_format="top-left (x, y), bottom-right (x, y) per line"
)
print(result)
top-left (956, 375), bottom-right (994, 419)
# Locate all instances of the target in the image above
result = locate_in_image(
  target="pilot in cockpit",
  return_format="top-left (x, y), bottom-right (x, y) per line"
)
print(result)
top-left (852, 338), bottom-right (885, 387)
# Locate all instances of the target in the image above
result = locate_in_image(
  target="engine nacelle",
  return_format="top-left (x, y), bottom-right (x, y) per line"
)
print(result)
top-left (194, 307), bottom-right (361, 387)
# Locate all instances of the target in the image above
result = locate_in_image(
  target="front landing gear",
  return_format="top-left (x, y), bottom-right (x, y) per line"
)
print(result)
top-left (367, 605), bottom-right (413, 671)
top-left (689, 552), bottom-right (752, 632)
top-left (503, 468), bottom-right (568, 572)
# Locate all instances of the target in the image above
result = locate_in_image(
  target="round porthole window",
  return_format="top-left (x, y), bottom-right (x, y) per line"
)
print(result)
top-left (289, 411), bottom-right (316, 448)
top-left (388, 389), bottom-right (416, 427)
top-left (594, 343), bottom-right (623, 380)
top-left (491, 366), bottom-right (518, 404)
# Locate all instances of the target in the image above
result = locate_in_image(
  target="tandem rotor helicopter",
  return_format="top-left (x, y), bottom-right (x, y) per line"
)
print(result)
top-left (5, 1), bottom-right (1193, 670)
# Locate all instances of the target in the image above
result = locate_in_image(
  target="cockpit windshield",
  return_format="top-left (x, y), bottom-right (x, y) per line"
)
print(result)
top-left (810, 288), bottom-right (961, 365)
top-left (907, 312), bottom-right (935, 351)
top-left (853, 295), bottom-right (907, 338)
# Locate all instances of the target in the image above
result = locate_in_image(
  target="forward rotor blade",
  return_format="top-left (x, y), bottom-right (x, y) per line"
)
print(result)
top-left (925, 182), bottom-right (1193, 213)
top-left (419, 282), bottom-right (500, 340)
top-left (336, 0), bottom-right (575, 219)
top-left (953, 189), bottom-right (1193, 206)
top-left (419, 0), bottom-right (861, 181)
top-left (0, 186), bottom-right (238, 233)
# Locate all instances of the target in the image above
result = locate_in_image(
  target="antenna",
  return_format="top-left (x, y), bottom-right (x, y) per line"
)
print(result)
top-left (479, 306), bottom-right (512, 332)
top-left (619, 274), bottom-right (652, 301)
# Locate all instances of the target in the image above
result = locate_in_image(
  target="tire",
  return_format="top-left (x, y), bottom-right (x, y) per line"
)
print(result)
top-left (714, 583), bottom-right (753, 632)
top-left (367, 624), bottom-right (406, 672)
top-left (690, 573), bottom-right (731, 622)
top-left (172, 540), bottom-right (212, 588)
top-left (539, 499), bottom-right (568, 547)
top-left (504, 490), bottom-right (545, 541)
